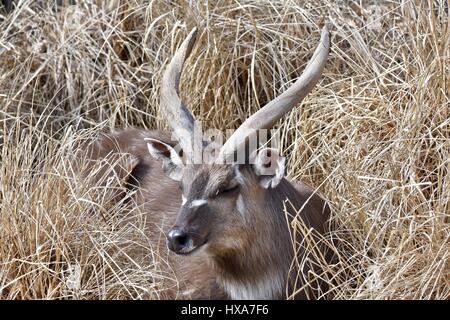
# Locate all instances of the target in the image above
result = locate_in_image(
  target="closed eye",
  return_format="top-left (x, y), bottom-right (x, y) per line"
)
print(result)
top-left (215, 184), bottom-right (239, 197)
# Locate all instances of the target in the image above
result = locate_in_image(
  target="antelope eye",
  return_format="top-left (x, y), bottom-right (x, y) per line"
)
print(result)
top-left (215, 184), bottom-right (239, 196)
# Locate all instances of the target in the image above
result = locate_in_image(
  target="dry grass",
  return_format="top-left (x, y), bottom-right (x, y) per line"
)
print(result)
top-left (0, 0), bottom-right (449, 299)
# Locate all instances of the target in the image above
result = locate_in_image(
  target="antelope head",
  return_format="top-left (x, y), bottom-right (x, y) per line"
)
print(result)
top-left (146, 26), bottom-right (330, 256)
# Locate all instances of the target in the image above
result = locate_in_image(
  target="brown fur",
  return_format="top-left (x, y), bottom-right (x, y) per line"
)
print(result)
top-left (78, 128), bottom-right (332, 299)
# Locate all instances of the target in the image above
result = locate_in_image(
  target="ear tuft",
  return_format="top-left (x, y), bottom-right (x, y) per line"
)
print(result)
top-left (151, 140), bottom-right (172, 158)
top-left (252, 148), bottom-right (285, 189)
top-left (146, 138), bottom-right (183, 181)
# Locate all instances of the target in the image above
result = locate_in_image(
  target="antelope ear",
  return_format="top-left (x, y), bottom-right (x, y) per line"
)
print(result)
top-left (252, 148), bottom-right (286, 189)
top-left (146, 138), bottom-right (183, 181)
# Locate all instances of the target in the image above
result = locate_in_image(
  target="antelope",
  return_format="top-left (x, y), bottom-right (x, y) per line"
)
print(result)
top-left (81, 25), bottom-right (332, 299)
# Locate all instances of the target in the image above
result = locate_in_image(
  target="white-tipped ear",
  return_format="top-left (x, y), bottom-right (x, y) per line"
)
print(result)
top-left (145, 138), bottom-right (183, 181)
top-left (252, 148), bottom-right (285, 189)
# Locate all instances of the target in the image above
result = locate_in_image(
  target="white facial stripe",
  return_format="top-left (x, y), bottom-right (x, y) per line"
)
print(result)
top-left (236, 194), bottom-right (246, 219)
top-left (190, 243), bottom-right (211, 257)
top-left (182, 195), bottom-right (187, 205)
top-left (233, 164), bottom-right (245, 184)
top-left (190, 199), bottom-right (208, 208)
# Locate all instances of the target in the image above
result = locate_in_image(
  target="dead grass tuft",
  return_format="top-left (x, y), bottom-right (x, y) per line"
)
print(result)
top-left (0, 0), bottom-right (448, 299)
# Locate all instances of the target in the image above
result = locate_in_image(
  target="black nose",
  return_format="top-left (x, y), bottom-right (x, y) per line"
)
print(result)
top-left (167, 228), bottom-right (191, 253)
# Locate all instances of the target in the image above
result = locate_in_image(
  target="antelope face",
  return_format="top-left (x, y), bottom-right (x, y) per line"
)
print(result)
top-left (145, 141), bottom-right (286, 256)
top-left (167, 164), bottom-right (241, 255)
